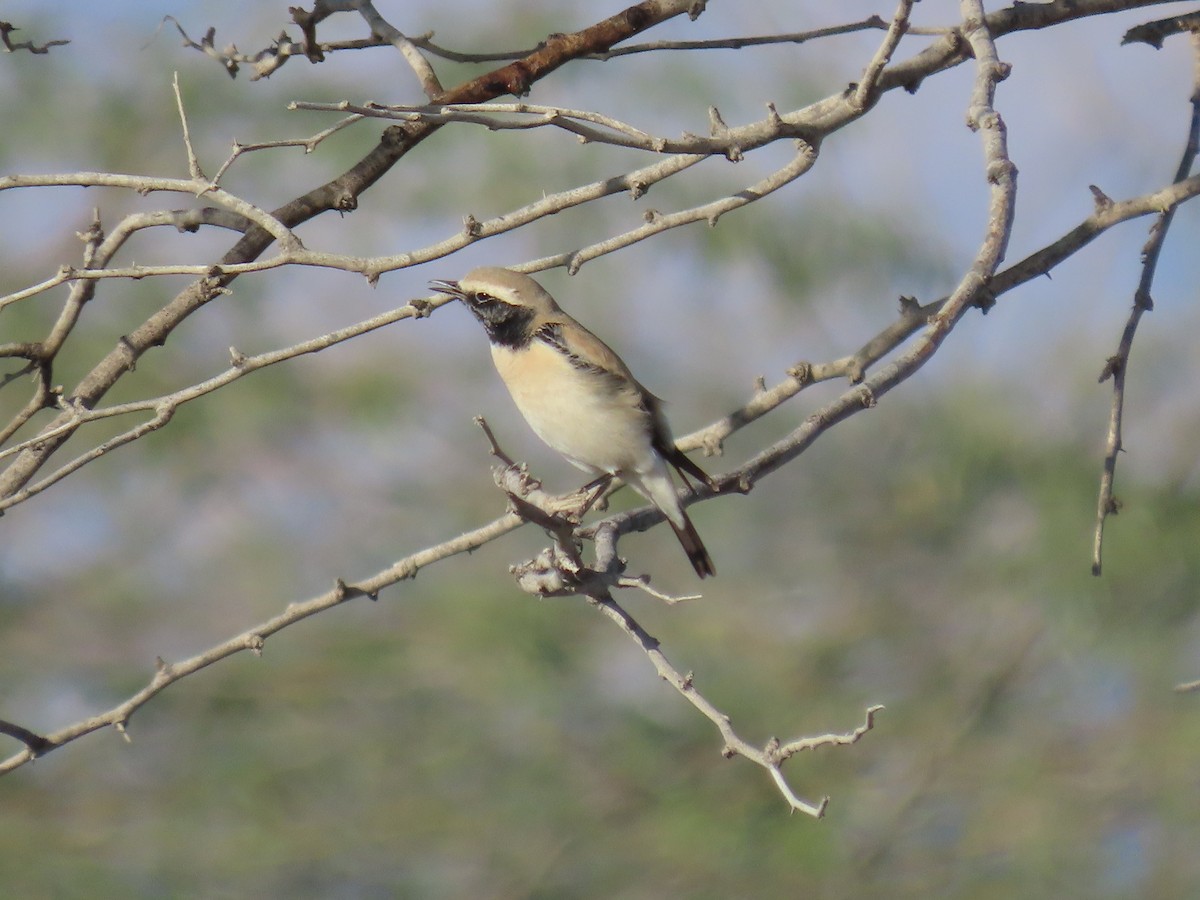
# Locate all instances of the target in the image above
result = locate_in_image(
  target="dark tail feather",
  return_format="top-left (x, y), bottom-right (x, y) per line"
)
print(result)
top-left (662, 444), bottom-right (719, 493)
top-left (669, 510), bottom-right (715, 578)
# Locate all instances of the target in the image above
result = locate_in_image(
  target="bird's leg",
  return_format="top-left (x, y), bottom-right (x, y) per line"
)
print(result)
top-left (574, 472), bottom-right (615, 518)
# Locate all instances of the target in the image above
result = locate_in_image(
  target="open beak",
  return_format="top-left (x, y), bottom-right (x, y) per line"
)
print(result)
top-left (428, 279), bottom-right (464, 299)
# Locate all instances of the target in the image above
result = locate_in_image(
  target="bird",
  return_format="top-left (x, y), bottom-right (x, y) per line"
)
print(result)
top-left (431, 266), bottom-right (717, 578)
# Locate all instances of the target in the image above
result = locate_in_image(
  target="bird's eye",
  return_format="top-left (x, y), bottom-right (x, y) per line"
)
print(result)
top-left (471, 291), bottom-right (496, 305)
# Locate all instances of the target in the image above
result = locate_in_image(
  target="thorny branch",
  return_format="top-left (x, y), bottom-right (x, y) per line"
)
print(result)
top-left (587, 587), bottom-right (882, 817)
top-left (494, 470), bottom-right (881, 816)
top-left (4, 127), bottom-right (1195, 518)
top-left (0, 507), bottom-right (529, 777)
top-left (578, 0), bottom-right (1019, 553)
top-left (1122, 10), bottom-right (1200, 48)
top-left (0, 20), bottom-right (69, 54)
top-left (2, 171), bottom-right (1193, 517)
top-left (3, 0), bottom-right (1181, 506)
top-left (852, 0), bottom-right (915, 111)
top-left (1092, 30), bottom-right (1200, 575)
top-left (168, 15), bottom-right (947, 75)
top-left (0, 0), bottom-right (703, 507)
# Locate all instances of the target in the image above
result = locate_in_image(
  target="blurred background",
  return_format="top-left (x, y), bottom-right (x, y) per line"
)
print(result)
top-left (2, 1), bottom-right (1199, 896)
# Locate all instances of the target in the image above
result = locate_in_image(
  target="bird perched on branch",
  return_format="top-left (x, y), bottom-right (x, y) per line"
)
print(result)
top-left (431, 267), bottom-right (717, 578)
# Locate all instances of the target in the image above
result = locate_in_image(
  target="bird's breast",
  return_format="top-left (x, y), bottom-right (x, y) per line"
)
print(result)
top-left (490, 341), bottom-right (652, 475)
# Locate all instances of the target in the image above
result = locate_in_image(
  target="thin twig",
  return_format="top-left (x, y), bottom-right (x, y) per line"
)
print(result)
top-left (0, 509), bottom-right (527, 775)
top-left (0, 298), bottom-right (444, 509)
top-left (5, 170), bottom-right (1196, 510)
top-left (418, 17), bottom-right (950, 64)
top-left (293, 96), bottom-right (804, 156)
top-left (169, 15), bottom-right (944, 70)
top-left (208, 115), bottom-right (364, 186)
top-left (1092, 32), bottom-right (1200, 575)
top-left (3, 0), bottom-right (703, 507)
top-left (0, 208), bottom-right (251, 313)
top-left (615, 575), bottom-right (702, 605)
top-left (172, 72), bottom-right (206, 180)
top-left (473, 415), bottom-right (516, 466)
top-left (353, 1), bottom-right (444, 98)
top-left (1122, 11), bottom-right (1200, 48)
top-left (2, 0), bottom-right (1154, 510)
top-left (532, 143), bottom-right (819, 275)
top-left (853, 1), bottom-right (915, 111)
top-left (3, 3), bottom-right (1198, 791)
top-left (0, 172), bottom-right (298, 249)
top-left (313, 100), bottom-right (668, 151)
top-left (585, 589), bottom-right (879, 816)
top-left (596, 20), bottom-right (953, 58)
top-left (0, 21), bottom-right (69, 54)
top-left (583, 0), bottom-right (1019, 541)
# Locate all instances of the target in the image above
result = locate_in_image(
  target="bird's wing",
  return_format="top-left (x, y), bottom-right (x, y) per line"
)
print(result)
top-left (534, 320), bottom-right (639, 388)
top-left (535, 319), bottom-right (716, 490)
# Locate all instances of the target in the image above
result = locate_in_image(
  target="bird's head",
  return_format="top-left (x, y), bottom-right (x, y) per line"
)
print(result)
top-left (430, 267), bottom-right (561, 344)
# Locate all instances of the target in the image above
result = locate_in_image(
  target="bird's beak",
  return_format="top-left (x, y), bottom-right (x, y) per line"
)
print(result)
top-left (428, 279), bottom-right (464, 299)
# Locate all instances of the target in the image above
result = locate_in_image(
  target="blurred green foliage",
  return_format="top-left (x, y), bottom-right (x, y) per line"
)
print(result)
top-left (3, 392), bottom-right (1198, 897)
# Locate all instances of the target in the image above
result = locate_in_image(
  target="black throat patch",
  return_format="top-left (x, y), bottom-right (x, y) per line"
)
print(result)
top-left (466, 296), bottom-right (536, 350)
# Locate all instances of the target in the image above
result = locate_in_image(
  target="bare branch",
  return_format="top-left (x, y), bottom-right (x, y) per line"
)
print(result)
top-left (0, 454), bottom-right (875, 815)
top-left (0, 172), bottom-right (299, 249)
top-left (614, 575), bottom-right (702, 605)
top-left (172, 72), bottom-right (206, 180)
top-left (473, 415), bottom-right (517, 467)
top-left (4, 0), bottom-right (1168, 510)
top-left (209, 115), bottom-right (365, 187)
top-left (0, 298), bottom-right (445, 509)
top-left (1093, 31), bottom-right (1200, 575)
top-left (298, 100), bottom-right (672, 152)
top-left (166, 14), bottom-right (941, 72)
top-left (1, 0), bottom-right (702, 505)
top-left (295, 95), bottom-right (809, 157)
top-left (351, 0), bottom-right (444, 99)
top-left (852, 1), bottom-right (915, 111)
top-left (0, 508), bottom-right (527, 776)
top-left (585, 590), bottom-right (880, 816)
top-left (534, 143), bottom-right (818, 275)
top-left (5, 165), bottom-right (1194, 514)
top-left (585, 0), bottom-right (1020, 540)
top-left (775, 705), bottom-right (886, 761)
top-left (0, 719), bottom-right (51, 755)
top-left (1123, 11), bottom-right (1200, 48)
top-left (165, 18), bottom-right (241, 78)
top-left (0, 20), bottom-right (69, 54)
top-left (423, 17), bottom-right (953, 64)
top-left (0, 208), bottom-right (249, 313)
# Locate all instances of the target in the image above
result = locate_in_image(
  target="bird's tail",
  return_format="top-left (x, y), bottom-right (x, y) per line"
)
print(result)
top-left (632, 467), bottom-right (716, 579)
top-left (669, 509), bottom-right (716, 579)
